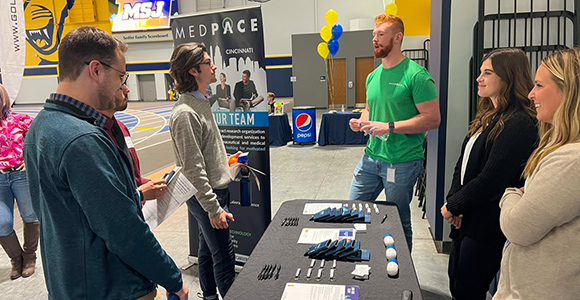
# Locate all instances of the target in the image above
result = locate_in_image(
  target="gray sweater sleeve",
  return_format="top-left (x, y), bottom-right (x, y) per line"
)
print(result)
top-left (500, 145), bottom-right (580, 246)
top-left (170, 107), bottom-right (224, 218)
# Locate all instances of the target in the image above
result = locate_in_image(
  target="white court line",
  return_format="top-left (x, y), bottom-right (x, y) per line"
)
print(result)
top-left (135, 115), bottom-right (169, 122)
top-left (132, 110), bottom-right (167, 146)
top-left (135, 138), bottom-right (173, 151)
top-left (123, 109), bottom-right (142, 132)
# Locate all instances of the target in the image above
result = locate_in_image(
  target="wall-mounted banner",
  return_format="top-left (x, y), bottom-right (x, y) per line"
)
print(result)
top-left (112, 0), bottom-right (172, 32)
top-left (24, 0), bottom-right (75, 66)
top-left (0, 0), bottom-right (26, 104)
top-left (172, 6), bottom-right (271, 265)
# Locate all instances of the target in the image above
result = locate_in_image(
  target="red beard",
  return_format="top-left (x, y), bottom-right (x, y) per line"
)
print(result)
top-left (374, 38), bottom-right (394, 58)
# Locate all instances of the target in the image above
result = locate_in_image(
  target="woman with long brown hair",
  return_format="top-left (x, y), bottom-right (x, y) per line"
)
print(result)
top-left (441, 48), bottom-right (538, 299)
top-left (493, 48), bottom-right (580, 300)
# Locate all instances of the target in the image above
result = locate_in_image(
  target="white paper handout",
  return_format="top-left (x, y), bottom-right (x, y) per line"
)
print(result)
top-left (297, 228), bottom-right (356, 244)
top-left (142, 168), bottom-right (197, 230)
top-left (280, 283), bottom-right (360, 300)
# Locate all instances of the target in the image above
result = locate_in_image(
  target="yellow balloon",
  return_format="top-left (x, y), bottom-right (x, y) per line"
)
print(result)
top-left (325, 9), bottom-right (338, 26)
top-left (385, 3), bottom-right (398, 15)
top-left (320, 26), bottom-right (332, 42)
top-left (317, 42), bottom-right (330, 59)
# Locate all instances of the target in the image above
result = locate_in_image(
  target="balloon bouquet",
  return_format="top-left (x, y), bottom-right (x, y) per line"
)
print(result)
top-left (317, 9), bottom-right (343, 110)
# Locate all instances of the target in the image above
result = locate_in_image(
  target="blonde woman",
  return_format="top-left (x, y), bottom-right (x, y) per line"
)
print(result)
top-left (494, 48), bottom-right (580, 299)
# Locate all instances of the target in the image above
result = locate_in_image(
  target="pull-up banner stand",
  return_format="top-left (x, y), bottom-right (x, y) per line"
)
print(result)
top-left (171, 5), bottom-right (272, 265)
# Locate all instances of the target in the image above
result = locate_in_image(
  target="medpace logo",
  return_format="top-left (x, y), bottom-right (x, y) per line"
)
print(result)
top-left (122, 1), bottom-right (166, 20)
top-left (174, 16), bottom-right (260, 39)
top-left (295, 114), bottom-right (313, 132)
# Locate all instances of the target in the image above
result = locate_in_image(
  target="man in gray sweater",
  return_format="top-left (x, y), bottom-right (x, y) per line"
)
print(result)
top-left (169, 42), bottom-right (235, 300)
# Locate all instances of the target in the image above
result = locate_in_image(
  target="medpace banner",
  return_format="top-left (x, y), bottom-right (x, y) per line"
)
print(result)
top-left (171, 6), bottom-right (271, 265)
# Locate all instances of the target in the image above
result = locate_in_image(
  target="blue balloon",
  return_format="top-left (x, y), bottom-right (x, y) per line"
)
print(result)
top-left (328, 39), bottom-right (340, 56)
top-left (332, 24), bottom-right (343, 40)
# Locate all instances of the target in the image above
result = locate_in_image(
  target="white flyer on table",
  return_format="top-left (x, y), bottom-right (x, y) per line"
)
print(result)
top-left (302, 203), bottom-right (344, 215)
top-left (297, 228), bottom-right (356, 244)
top-left (143, 170), bottom-right (197, 230)
top-left (280, 283), bottom-right (360, 300)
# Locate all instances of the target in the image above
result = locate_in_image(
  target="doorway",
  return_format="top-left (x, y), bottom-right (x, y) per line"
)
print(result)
top-left (137, 74), bottom-right (156, 101)
top-left (327, 58), bottom-right (346, 108)
top-left (355, 57), bottom-right (375, 107)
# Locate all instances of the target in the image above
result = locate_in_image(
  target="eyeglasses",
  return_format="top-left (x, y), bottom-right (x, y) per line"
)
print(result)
top-left (200, 60), bottom-right (213, 66)
top-left (85, 60), bottom-right (129, 85)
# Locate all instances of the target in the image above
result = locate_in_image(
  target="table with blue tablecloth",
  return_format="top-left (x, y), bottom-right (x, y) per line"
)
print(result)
top-left (318, 112), bottom-right (369, 146)
top-left (269, 113), bottom-right (293, 146)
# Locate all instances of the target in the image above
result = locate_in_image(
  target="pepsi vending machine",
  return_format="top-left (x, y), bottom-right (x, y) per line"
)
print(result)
top-left (292, 106), bottom-right (316, 144)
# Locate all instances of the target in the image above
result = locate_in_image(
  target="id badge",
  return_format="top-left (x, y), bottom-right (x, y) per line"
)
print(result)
top-left (387, 167), bottom-right (396, 183)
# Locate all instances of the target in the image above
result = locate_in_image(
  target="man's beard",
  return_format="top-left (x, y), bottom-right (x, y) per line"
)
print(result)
top-left (97, 85), bottom-right (117, 110)
top-left (115, 97), bottom-right (128, 111)
top-left (374, 38), bottom-right (394, 58)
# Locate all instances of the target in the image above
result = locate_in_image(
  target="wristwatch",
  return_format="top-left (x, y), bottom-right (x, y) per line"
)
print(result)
top-left (389, 122), bottom-right (395, 133)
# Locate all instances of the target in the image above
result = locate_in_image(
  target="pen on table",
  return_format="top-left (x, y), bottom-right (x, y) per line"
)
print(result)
top-left (381, 214), bottom-right (388, 224)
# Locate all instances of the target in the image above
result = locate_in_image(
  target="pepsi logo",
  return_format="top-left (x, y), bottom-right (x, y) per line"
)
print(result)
top-left (295, 113), bottom-right (313, 132)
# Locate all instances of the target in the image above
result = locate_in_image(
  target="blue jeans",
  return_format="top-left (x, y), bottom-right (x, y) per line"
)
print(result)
top-left (348, 155), bottom-right (423, 250)
top-left (0, 170), bottom-right (38, 237)
top-left (186, 188), bottom-right (235, 300)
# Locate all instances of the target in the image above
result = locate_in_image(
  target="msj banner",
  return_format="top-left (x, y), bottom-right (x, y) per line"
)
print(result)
top-left (171, 6), bottom-right (271, 265)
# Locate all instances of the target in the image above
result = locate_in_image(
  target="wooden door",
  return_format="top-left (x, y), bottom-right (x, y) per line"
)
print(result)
top-left (355, 57), bottom-right (375, 107)
top-left (327, 58), bottom-right (346, 108)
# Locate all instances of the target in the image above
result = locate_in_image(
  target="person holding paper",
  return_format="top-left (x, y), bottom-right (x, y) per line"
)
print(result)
top-left (97, 73), bottom-right (167, 202)
top-left (169, 42), bottom-right (236, 300)
top-left (23, 27), bottom-right (188, 300)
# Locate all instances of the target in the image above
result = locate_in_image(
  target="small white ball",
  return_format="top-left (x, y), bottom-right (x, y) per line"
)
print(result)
top-left (386, 245), bottom-right (397, 260)
top-left (387, 259), bottom-right (399, 276)
top-left (383, 234), bottom-right (395, 246)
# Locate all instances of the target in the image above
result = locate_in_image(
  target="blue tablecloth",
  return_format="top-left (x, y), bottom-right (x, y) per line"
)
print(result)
top-left (269, 113), bottom-right (293, 146)
top-left (318, 112), bottom-right (369, 146)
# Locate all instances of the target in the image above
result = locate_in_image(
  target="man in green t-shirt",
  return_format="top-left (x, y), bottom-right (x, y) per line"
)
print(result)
top-left (348, 14), bottom-right (440, 250)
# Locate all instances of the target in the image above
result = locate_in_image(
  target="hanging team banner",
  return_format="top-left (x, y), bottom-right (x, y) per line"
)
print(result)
top-left (0, 0), bottom-right (26, 104)
top-left (171, 6), bottom-right (271, 264)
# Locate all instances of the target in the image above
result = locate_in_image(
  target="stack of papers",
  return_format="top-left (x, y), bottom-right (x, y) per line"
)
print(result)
top-left (352, 264), bottom-right (371, 280)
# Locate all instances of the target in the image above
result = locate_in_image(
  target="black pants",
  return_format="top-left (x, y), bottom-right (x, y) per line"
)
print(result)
top-left (448, 235), bottom-right (504, 300)
top-left (187, 188), bottom-right (235, 299)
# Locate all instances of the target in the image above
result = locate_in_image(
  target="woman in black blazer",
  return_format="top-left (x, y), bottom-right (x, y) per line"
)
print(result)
top-left (441, 48), bottom-right (538, 300)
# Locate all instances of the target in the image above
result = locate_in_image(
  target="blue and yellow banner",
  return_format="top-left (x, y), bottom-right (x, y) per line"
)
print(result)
top-left (24, 0), bottom-right (112, 67)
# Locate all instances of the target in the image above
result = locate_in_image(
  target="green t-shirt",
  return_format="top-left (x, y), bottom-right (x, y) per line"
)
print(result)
top-left (365, 57), bottom-right (438, 164)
